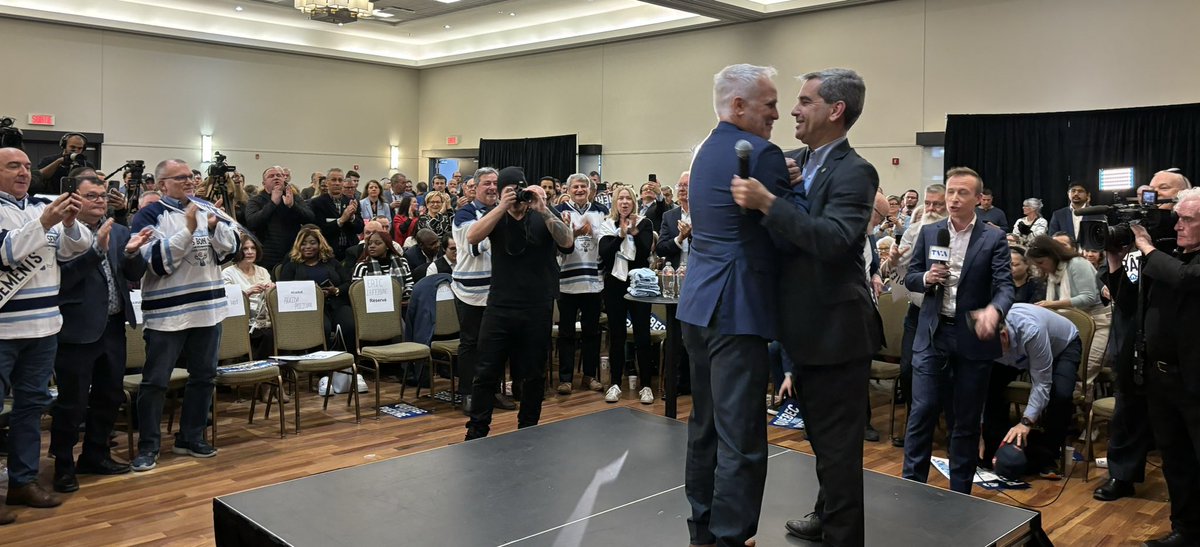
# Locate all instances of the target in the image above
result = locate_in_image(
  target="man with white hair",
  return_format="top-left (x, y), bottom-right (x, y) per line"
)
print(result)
top-left (678, 63), bottom-right (790, 547)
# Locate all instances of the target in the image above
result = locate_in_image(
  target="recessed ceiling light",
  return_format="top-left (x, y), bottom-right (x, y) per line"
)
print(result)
top-left (234, 5), bottom-right (243, 11)
top-left (435, 0), bottom-right (461, 4)
top-left (443, 24), bottom-right (451, 29)
top-left (372, 9), bottom-right (395, 18)
top-left (509, 12), bottom-right (516, 16)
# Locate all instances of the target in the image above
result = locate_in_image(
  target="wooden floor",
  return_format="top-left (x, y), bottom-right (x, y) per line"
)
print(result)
top-left (0, 377), bottom-right (1169, 546)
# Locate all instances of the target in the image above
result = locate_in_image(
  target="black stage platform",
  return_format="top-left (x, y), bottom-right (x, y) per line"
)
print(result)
top-left (214, 408), bottom-right (1040, 546)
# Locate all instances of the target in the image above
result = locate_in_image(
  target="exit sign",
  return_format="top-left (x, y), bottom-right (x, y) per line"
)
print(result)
top-left (28, 114), bottom-right (55, 126)
top-left (446, 135), bottom-right (460, 146)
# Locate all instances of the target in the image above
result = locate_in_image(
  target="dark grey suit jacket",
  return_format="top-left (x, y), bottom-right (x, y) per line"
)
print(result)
top-left (764, 140), bottom-right (883, 366)
top-left (58, 222), bottom-right (146, 345)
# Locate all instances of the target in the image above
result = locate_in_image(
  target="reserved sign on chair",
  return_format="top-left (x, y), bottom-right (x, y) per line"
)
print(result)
top-left (363, 275), bottom-right (394, 314)
top-left (276, 281), bottom-right (318, 313)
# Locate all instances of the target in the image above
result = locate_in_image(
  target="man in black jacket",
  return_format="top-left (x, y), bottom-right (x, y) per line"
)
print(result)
top-left (50, 171), bottom-right (152, 493)
top-left (309, 168), bottom-right (364, 261)
top-left (244, 166), bottom-right (314, 274)
top-left (1128, 187), bottom-right (1200, 547)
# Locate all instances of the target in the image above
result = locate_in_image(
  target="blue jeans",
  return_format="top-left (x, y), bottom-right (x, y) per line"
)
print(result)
top-left (903, 323), bottom-right (993, 494)
top-left (0, 336), bottom-right (57, 487)
top-left (138, 325), bottom-right (221, 452)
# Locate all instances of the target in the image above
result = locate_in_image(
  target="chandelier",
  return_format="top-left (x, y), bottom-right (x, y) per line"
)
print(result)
top-left (294, 0), bottom-right (375, 20)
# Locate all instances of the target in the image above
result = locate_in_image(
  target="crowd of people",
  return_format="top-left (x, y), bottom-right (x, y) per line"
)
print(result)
top-left (1, 74), bottom-right (1199, 547)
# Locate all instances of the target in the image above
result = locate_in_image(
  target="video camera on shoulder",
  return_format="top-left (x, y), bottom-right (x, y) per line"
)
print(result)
top-left (1077, 167), bottom-right (1176, 252)
top-left (207, 152), bottom-right (236, 184)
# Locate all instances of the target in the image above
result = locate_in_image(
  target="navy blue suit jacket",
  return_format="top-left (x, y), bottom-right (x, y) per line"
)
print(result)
top-left (58, 222), bottom-right (146, 345)
top-left (677, 121), bottom-right (789, 338)
top-left (766, 140), bottom-right (883, 365)
top-left (1047, 206), bottom-right (1104, 241)
top-left (904, 219), bottom-right (1015, 361)
top-left (655, 206), bottom-right (685, 269)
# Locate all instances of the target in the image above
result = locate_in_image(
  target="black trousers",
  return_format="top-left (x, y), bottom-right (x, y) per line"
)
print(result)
top-left (1107, 385), bottom-right (1152, 483)
top-left (1147, 362), bottom-right (1200, 536)
top-left (454, 297), bottom-right (485, 395)
top-left (556, 291), bottom-right (602, 382)
top-left (466, 303), bottom-right (553, 438)
top-left (603, 281), bottom-right (655, 387)
top-left (682, 319), bottom-right (768, 547)
top-left (50, 314), bottom-right (127, 468)
top-left (795, 358), bottom-right (871, 547)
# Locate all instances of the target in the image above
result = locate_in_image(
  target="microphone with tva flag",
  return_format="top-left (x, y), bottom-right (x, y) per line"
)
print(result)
top-left (928, 228), bottom-right (951, 301)
top-left (735, 139), bottom-right (752, 215)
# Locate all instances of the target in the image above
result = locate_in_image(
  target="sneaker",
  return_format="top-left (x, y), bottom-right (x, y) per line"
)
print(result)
top-left (131, 451), bottom-right (159, 472)
top-left (639, 387), bottom-right (654, 405)
top-left (557, 382), bottom-right (573, 395)
top-left (172, 439), bottom-right (218, 458)
top-left (605, 385), bottom-right (622, 403)
top-left (1038, 467), bottom-right (1062, 481)
top-left (585, 377), bottom-right (603, 392)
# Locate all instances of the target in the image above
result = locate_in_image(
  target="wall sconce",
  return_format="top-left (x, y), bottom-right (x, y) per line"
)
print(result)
top-left (201, 134), bottom-right (213, 162)
top-left (389, 145), bottom-right (400, 170)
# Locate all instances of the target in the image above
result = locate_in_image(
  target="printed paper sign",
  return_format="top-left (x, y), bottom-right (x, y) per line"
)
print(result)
top-left (378, 402), bottom-right (430, 420)
top-left (769, 400), bottom-right (805, 430)
top-left (224, 285), bottom-right (246, 316)
top-left (363, 275), bottom-right (394, 314)
top-left (130, 289), bottom-right (144, 325)
top-left (276, 281), bottom-right (318, 313)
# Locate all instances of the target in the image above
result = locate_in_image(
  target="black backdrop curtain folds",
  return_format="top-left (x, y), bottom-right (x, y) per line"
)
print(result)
top-left (478, 134), bottom-right (577, 183)
top-left (944, 103), bottom-right (1200, 218)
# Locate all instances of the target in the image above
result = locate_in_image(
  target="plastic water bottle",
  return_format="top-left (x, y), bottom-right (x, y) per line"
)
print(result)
top-left (600, 356), bottom-right (610, 385)
top-left (661, 265), bottom-right (675, 298)
top-left (369, 258), bottom-right (382, 275)
top-left (675, 265), bottom-right (686, 297)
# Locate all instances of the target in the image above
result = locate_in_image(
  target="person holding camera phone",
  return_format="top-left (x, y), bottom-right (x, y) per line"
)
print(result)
top-left (462, 166), bottom-right (574, 440)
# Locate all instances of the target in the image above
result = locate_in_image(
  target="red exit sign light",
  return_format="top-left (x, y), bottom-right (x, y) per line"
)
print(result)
top-left (446, 135), bottom-right (460, 146)
top-left (29, 114), bottom-right (55, 126)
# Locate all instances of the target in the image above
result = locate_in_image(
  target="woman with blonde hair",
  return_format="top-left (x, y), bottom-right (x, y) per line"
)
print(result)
top-left (418, 190), bottom-right (454, 241)
top-left (597, 185), bottom-right (656, 405)
top-left (278, 226), bottom-right (356, 352)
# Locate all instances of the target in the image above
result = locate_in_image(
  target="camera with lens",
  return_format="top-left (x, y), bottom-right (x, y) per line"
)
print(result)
top-left (207, 152), bottom-right (236, 183)
top-left (1077, 190), bottom-right (1176, 252)
top-left (0, 116), bottom-right (21, 149)
top-left (511, 181), bottom-right (535, 203)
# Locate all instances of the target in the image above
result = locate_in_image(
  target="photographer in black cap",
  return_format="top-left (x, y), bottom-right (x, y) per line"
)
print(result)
top-left (463, 166), bottom-right (575, 440)
top-left (37, 133), bottom-right (94, 192)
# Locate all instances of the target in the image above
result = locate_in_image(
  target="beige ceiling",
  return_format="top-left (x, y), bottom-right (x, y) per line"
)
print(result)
top-left (0, 0), bottom-right (890, 67)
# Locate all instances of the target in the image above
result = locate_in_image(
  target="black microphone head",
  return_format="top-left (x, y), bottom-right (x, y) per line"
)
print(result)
top-left (1073, 205), bottom-right (1111, 216)
top-left (936, 227), bottom-right (950, 247)
top-left (734, 139), bottom-right (753, 159)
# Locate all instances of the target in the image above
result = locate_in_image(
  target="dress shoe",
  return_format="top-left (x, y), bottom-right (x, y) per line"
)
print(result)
top-left (784, 512), bottom-right (823, 541)
top-left (494, 393), bottom-right (517, 410)
top-left (1094, 477), bottom-right (1135, 501)
top-left (1144, 530), bottom-right (1198, 547)
top-left (6, 482), bottom-right (63, 508)
top-left (0, 505), bottom-right (14, 525)
top-left (77, 457), bottom-right (132, 475)
top-left (891, 436), bottom-right (905, 447)
top-left (461, 394), bottom-right (473, 416)
top-left (53, 470), bottom-right (79, 494)
top-left (864, 424), bottom-right (881, 442)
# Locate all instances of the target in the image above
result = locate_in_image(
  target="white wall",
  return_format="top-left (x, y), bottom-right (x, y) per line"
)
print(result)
top-left (1, 18), bottom-right (421, 188)
top-left (418, 0), bottom-right (1200, 196)
top-left (5, 0), bottom-right (1200, 198)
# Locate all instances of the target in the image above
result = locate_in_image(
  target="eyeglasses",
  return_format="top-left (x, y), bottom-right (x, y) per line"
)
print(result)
top-left (160, 174), bottom-right (192, 183)
top-left (81, 193), bottom-right (108, 202)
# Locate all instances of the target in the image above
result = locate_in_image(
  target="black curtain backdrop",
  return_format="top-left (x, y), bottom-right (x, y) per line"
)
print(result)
top-left (478, 134), bottom-right (577, 183)
top-left (944, 103), bottom-right (1200, 218)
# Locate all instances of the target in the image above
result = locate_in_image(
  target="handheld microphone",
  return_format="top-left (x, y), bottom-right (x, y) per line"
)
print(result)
top-left (734, 139), bottom-right (752, 215)
top-left (928, 228), bottom-right (951, 300)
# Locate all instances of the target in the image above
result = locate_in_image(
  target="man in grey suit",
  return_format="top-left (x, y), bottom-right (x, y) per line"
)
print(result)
top-left (733, 67), bottom-right (883, 547)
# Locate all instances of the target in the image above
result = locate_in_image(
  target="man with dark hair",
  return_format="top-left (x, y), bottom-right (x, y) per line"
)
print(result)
top-left (1048, 182), bottom-right (1104, 242)
top-left (463, 167), bottom-right (574, 440)
top-left (539, 176), bottom-right (559, 204)
top-left (406, 228), bottom-right (443, 283)
top-left (310, 168), bottom-right (364, 261)
top-left (344, 170), bottom-right (362, 200)
top-left (976, 187), bottom-right (1009, 229)
top-left (244, 165), bottom-right (314, 272)
top-left (904, 166), bottom-right (1014, 494)
top-left (732, 66), bottom-right (882, 546)
top-left (51, 168), bottom-right (151, 493)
